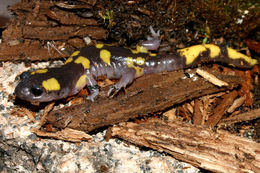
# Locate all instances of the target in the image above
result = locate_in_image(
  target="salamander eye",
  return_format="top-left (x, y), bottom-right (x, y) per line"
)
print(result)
top-left (31, 85), bottom-right (43, 96)
top-left (20, 72), bottom-right (30, 80)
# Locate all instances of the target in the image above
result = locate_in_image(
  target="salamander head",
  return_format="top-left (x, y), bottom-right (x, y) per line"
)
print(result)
top-left (15, 71), bottom-right (70, 103)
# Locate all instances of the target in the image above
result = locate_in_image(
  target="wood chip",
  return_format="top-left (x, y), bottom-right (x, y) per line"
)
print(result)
top-left (193, 99), bottom-right (203, 125)
top-left (10, 107), bottom-right (36, 123)
top-left (32, 128), bottom-right (92, 142)
top-left (163, 108), bottom-right (177, 122)
top-left (205, 90), bottom-right (238, 127)
top-left (196, 68), bottom-right (229, 87)
top-left (219, 108), bottom-right (260, 126)
top-left (38, 102), bottom-right (55, 127)
top-left (227, 95), bottom-right (246, 113)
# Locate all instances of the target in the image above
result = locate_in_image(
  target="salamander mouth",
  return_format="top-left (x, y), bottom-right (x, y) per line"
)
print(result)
top-left (15, 83), bottom-right (29, 100)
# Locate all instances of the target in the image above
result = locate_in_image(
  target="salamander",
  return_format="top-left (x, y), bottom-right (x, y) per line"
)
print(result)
top-left (15, 28), bottom-right (257, 103)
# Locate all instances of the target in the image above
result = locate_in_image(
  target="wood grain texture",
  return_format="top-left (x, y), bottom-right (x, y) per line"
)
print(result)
top-left (111, 119), bottom-right (260, 173)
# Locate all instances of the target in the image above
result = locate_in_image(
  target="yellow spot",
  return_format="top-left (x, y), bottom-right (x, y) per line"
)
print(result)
top-left (131, 45), bottom-right (148, 54)
top-left (136, 57), bottom-right (145, 65)
top-left (131, 49), bottom-right (139, 54)
top-left (126, 57), bottom-right (134, 67)
top-left (135, 67), bottom-right (144, 77)
top-left (31, 69), bottom-right (48, 75)
top-left (42, 78), bottom-right (60, 91)
top-left (75, 56), bottom-right (90, 69)
top-left (137, 45), bottom-right (148, 53)
top-left (71, 51), bottom-right (80, 57)
top-left (100, 49), bottom-right (111, 65)
top-left (64, 57), bottom-right (73, 64)
top-left (96, 44), bottom-right (104, 49)
top-left (204, 44), bottom-right (220, 58)
top-left (65, 51), bottom-right (80, 64)
top-left (227, 48), bottom-right (257, 66)
top-left (149, 53), bottom-right (157, 56)
top-left (178, 45), bottom-right (207, 65)
top-left (75, 74), bottom-right (87, 89)
top-left (126, 57), bottom-right (144, 77)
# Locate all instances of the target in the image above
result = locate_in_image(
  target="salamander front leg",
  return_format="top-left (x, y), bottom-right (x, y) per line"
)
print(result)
top-left (86, 85), bottom-right (100, 101)
top-left (85, 75), bottom-right (100, 101)
top-left (107, 69), bottom-right (136, 97)
top-left (139, 26), bottom-right (160, 50)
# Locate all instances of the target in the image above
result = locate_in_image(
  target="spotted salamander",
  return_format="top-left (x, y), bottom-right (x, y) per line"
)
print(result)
top-left (15, 29), bottom-right (257, 103)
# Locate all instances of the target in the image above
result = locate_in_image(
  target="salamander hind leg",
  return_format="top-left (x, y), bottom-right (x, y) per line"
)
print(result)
top-left (107, 68), bottom-right (136, 97)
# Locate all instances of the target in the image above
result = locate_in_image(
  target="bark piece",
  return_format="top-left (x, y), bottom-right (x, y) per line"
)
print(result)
top-left (219, 108), bottom-right (260, 126)
top-left (205, 90), bottom-right (238, 127)
top-left (193, 99), bottom-right (203, 125)
top-left (23, 26), bottom-right (107, 40)
top-left (32, 128), bottom-right (92, 142)
top-left (45, 8), bottom-right (98, 26)
top-left (227, 95), bottom-right (246, 113)
top-left (111, 119), bottom-right (260, 173)
top-left (0, 0), bottom-right (107, 61)
top-left (45, 70), bottom-right (242, 132)
top-left (0, 40), bottom-right (67, 61)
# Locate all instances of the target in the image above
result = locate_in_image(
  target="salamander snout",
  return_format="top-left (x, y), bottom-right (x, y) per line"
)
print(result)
top-left (15, 79), bottom-right (55, 103)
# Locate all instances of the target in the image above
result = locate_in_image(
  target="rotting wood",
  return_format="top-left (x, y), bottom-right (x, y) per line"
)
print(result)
top-left (205, 90), bottom-right (238, 127)
top-left (227, 95), bottom-right (246, 113)
top-left (31, 128), bottom-right (92, 143)
top-left (22, 26), bottom-right (107, 40)
top-left (45, 70), bottom-right (242, 132)
top-left (0, 40), bottom-right (67, 61)
top-left (218, 108), bottom-right (260, 126)
top-left (38, 102), bottom-right (55, 127)
top-left (111, 119), bottom-right (260, 173)
top-left (0, 0), bottom-right (107, 61)
top-left (193, 99), bottom-right (203, 125)
top-left (10, 107), bottom-right (36, 123)
top-left (45, 8), bottom-right (98, 26)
